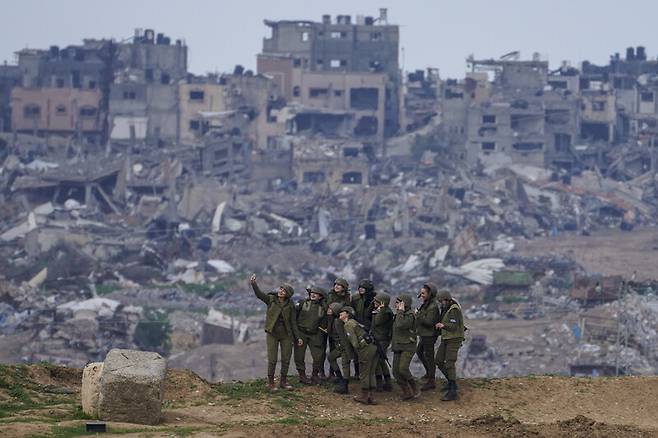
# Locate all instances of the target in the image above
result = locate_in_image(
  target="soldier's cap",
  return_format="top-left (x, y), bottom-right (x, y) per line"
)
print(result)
top-left (308, 286), bottom-right (327, 298)
top-left (437, 289), bottom-right (452, 301)
top-left (396, 294), bottom-right (413, 308)
top-left (339, 306), bottom-right (355, 317)
top-left (358, 279), bottom-right (374, 292)
top-left (422, 282), bottom-right (438, 298)
top-left (374, 292), bottom-right (391, 306)
top-left (329, 302), bottom-right (344, 314)
top-left (279, 283), bottom-right (295, 298)
top-left (334, 277), bottom-right (349, 289)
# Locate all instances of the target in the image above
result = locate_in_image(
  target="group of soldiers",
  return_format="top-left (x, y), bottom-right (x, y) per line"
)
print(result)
top-left (249, 274), bottom-right (465, 405)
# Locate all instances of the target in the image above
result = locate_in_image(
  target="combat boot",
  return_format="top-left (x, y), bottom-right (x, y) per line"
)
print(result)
top-left (332, 369), bottom-right (343, 384)
top-left (441, 380), bottom-right (458, 401)
top-left (279, 374), bottom-right (293, 391)
top-left (382, 375), bottom-right (393, 392)
top-left (267, 375), bottom-right (278, 392)
top-left (439, 379), bottom-right (449, 391)
top-left (399, 382), bottom-right (413, 401)
top-left (375, 375), bottom-right (384, 392)
top-left (409, 379), bottom-right (421, 399)
top-left (333, 377), bottom-right (349, 394)
top-left (421, 377), bottom-right (436, 391)
top-left (367, 390), bottom-right (378, 405)
top-left (297, 369), bottom-right (311, 385)
top-left (311, 367), bottom-right (322, 385)
top-left (353, 388), bottom-right (369, 404)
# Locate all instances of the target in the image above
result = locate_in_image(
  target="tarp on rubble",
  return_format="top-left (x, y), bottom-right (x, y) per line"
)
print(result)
top-left (57, 298), bottom-right (121, 317)
top-left (443, 258), bottom-right (505, 285)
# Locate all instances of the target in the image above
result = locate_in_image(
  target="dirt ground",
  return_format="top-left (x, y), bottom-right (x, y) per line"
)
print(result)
top-left (1, 364), bottom-right (657, 437)
top-left (515, 226), bottom-right (658, 280)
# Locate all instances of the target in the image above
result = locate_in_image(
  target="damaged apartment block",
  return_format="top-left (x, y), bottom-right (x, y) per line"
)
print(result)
top-left (257, 9), bottom-right (400, 153)
top-left (463, 54), bottom-right (581, 170)
top-left (293, 138), bottom-right (370, 189)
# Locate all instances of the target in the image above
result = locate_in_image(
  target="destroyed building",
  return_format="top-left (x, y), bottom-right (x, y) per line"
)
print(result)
top-left (292, 138), bottom-right (370, 189)
top-left (402, 68), bottom-right (440, 132)
top-left (12, 29), bottom-right (187, 145)
top-left (0, 64), bottom-right (21, 132)
top-left (257, 9), bottom-right (400, 146)
top-left (10, 87), bottom-right (102, 140)
top-left (463, 55), bottom-right (581, 170)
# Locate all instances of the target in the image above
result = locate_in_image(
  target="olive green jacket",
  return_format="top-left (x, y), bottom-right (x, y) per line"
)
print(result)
top-left (296, 299), bottom-right (327, 334)
top-left (343, 319), bottom-right (370, 352)
top-left (392, 295), bottom-right (417, 352)
top-left (372, 306), bottom-right (393, 343)
top-left (440, 301), bottom-right (465, 341)
top-left (327, 291), bottom-right (351, 307)
top-left (416, 299), bottom-right (440, 337)
top-left (352, 292), bottom-right (375, 328)
top-left (252, 283), bottom-right (301, 340)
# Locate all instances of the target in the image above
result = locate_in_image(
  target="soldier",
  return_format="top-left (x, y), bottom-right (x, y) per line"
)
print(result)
top-left (327, 277), bottom-right (351, 307)
top-left (340, 306), bottom-right (378, 405)
top-left (326, 302), bottom-right (352, 394)
top-left (326, 277), bottom-right (352, 378)
top-left (294, 286), bottom-right (328, 384)
top-left (352, 279), bottom-right (376, 328)
top-left (371, 292), bottom-right (394, 392)
top-left (250, 274), bottom-right (303, 391)
top-left (434, 289), bottom-right (465, 401)
top-left (392, 294), bottom-right (420, 400)
top-left (350, 279), bottom-right (376, 380)
top-left (415, 282), bottom-right (440, 390)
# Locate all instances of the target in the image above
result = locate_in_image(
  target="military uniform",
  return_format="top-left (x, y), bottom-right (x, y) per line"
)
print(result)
top-left (435, 290), bottom-right (465, 401)
top-left (343, 309), bottom-right (378, 405)
top-left (327, 302), bottom-right (352, 393)
top-left (352, 279), bottom-right (376, 329)
top-left (326, 278), bottom-right (352, 378)
top-left (251, 281), bottom-right (301, 391)
top-left (415, 283), bottom-right (440, 390)
top-left (327, 278), bottom-right (351, 307)
top-left (294, 286), bottom-right (328, 384)
top-left (371, 292), bottom-right (393, 391)
top-left (392, 294), bottom-right (420, 400)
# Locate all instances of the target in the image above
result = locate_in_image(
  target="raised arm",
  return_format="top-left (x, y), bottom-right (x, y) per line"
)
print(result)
top-left (249, 274), bottom-right (269, 304)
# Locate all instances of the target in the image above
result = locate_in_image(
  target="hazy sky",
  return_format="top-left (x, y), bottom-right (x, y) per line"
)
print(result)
top-left (3, 0), bottom-right (657, 78)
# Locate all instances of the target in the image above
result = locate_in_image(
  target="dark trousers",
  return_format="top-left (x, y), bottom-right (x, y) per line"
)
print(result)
top-left (416, 335), bottom-right (438, 378)
top-left (357, 344), bottom-right (378, 390)
top-left (266, 331), bottom-right (293, 376)
top-left (392, 350), bottom-right (415, 384)
top-left (375, 340), bottom-right (391, 377)
top-left (435, 339), bottom-right (462, 381)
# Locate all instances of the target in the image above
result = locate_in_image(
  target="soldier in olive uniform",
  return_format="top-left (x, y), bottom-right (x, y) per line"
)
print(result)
top-left (327, 277), bottom-right (351, 307)
top-left (434, 289), bottom-right (465, 401)
top-left (250, 274), bottom-right (303, 391)
top-left (415, 282), bottom-right (440, 390)
top-left (294, 286), bottom-right (328, 384)
top-left (325, 277), bottom-right (351, 376)
top-left (371, 292), bottom-right (394, 392)
top-left (392, 294), bottom-right (420, 400)
top-left (327, 302), bottom-right (353, 394)
top-left (340, 306), bottom-right (378, 405)
top-left (352, 279), bottom-right (376, 328)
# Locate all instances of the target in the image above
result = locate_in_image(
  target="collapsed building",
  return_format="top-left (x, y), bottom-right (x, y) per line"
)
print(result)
top-left (257, 9), bottom-right (400, 152)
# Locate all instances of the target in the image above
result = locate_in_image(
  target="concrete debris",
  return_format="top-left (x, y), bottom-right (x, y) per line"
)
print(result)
top-left (207, 260), bottom-right (235, 274)
top-left (97, 348), bottom-right (167, 425)
top-left (81, 362), bottom-right (104, 417)
top-left (3, 30), bottom-right (658, 382)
